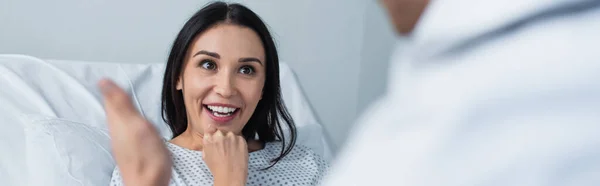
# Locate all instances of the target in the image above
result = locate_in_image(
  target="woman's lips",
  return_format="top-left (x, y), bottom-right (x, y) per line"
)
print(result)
top-left (203, 104), bottom-right (239, 124)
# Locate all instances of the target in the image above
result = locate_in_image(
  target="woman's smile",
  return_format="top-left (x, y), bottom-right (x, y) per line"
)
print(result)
top-left (203, 103), bottom-right (241, 123)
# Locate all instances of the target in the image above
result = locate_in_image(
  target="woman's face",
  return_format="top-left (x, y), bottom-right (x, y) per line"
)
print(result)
top-left (177, 24), bottom-right (266, 135)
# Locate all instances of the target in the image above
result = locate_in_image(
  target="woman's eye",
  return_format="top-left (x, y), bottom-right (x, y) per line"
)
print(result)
top-left (239, 66), bottom-right (255, 75)
top-left (200, 60), bottom-right (216, 70)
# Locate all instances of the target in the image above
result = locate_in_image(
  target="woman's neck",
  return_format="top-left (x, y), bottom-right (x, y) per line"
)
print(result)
top-left (169, 128), bottom-right (265, 152)
top-left (170, 129), bottom-right (205, 151)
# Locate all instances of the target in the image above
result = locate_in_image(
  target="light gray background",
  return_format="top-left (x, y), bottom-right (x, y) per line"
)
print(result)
top-left (0, 0), bottom-right (397, 153)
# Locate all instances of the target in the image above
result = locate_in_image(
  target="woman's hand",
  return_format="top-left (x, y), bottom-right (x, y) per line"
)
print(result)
top-left (99, 79), bottom-right (172, 186)
top-left (202, 126), bottom-right (250, 186)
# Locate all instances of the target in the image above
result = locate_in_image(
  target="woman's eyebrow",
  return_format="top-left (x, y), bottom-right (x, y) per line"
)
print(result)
top-left (193, 50), bottom-right (220, 58)
top-left (193, 50), bottom-right (262, 66)
top-left (239, 57), bottom-right (263, 66)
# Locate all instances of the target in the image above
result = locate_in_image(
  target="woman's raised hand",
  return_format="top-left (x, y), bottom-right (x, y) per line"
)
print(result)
top-left (99, 79), bottom-right (172, 186)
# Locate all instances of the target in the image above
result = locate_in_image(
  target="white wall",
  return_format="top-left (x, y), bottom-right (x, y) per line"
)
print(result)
top-left (357, 1), bottom-right (397, 115)
top-left (0, 0), bottom-right (396, 153)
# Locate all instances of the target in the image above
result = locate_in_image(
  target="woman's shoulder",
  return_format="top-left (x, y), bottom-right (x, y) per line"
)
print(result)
top-left (262, 142), bottom-right (328, 163)
top-left (263, 142), bottom-right (315, 154)
top-left (258, 142), bottom-right (331, 185)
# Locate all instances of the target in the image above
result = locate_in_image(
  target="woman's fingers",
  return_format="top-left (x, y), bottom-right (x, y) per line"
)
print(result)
top-left (100, 79), bottom-right (155, 146)
top-left (99, 79), bottom-right (139, 121)
top-left (98, 78), bottom-right (172, 186)
top-left (205, 124), bottom-right (218, 135)
top-left (236, 136), bottom-right (248, 150)
top-left (214, 129), bottom-right (224, 137)
top-left (99, 78), bottom-right (151, 140)
top-left (203, 124), bottom-right (216, 145)
top-left (226, 131), bottom-right (235, 138)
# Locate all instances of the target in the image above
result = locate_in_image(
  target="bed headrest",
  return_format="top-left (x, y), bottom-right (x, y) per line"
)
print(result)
top-left (0, 54), bottom-right (332, 160)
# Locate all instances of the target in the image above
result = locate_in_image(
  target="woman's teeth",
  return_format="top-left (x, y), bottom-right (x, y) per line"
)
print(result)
top-left (206, 105), bottom-right (237, 117)
top-left (207, 105), bottom-right (236, 113)
top-left (213, 112), bottom-right (231, 117)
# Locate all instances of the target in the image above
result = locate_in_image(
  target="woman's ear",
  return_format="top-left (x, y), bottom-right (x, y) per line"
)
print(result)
top-left (176, 77), bottom-right (183, 90)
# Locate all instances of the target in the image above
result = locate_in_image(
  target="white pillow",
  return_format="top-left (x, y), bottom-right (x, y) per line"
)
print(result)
top-left (0, 54), bottom-right (333, 185)
top-left (22, 115), bottom-right (114, 186)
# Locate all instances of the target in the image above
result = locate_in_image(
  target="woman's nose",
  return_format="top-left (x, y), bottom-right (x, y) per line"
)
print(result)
top-left (214, 73), bottom-right (237, 98)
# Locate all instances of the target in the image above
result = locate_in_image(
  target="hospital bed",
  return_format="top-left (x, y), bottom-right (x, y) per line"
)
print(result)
top-left (0, 54), bottom-right (333, 186)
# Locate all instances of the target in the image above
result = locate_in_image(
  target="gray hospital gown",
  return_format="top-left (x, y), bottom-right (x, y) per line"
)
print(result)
top-left (109, 141), bottom-right (329, 186)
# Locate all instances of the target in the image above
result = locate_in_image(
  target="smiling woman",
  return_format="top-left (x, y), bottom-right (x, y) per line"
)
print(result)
top-left (172, 23), bottom-right (268, 142)
top-left (108, 1), bottom-right (329, 186)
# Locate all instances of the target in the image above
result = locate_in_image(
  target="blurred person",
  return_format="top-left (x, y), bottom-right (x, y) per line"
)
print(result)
top-left (323, 0), bottom-right (600, 185)
top-left (102, 2), bottom-right (328, 186)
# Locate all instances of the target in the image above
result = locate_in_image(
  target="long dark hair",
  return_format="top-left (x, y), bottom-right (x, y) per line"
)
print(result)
top-left (161, 2), bottom-right (297, 167)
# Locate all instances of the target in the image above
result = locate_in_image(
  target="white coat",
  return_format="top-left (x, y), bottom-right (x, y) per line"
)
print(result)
top-left (324, 0), bottom-right (600, 185)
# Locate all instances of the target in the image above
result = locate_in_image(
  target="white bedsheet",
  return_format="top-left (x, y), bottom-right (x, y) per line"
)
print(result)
top-left (0, 54), bottom-right (333, 186)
